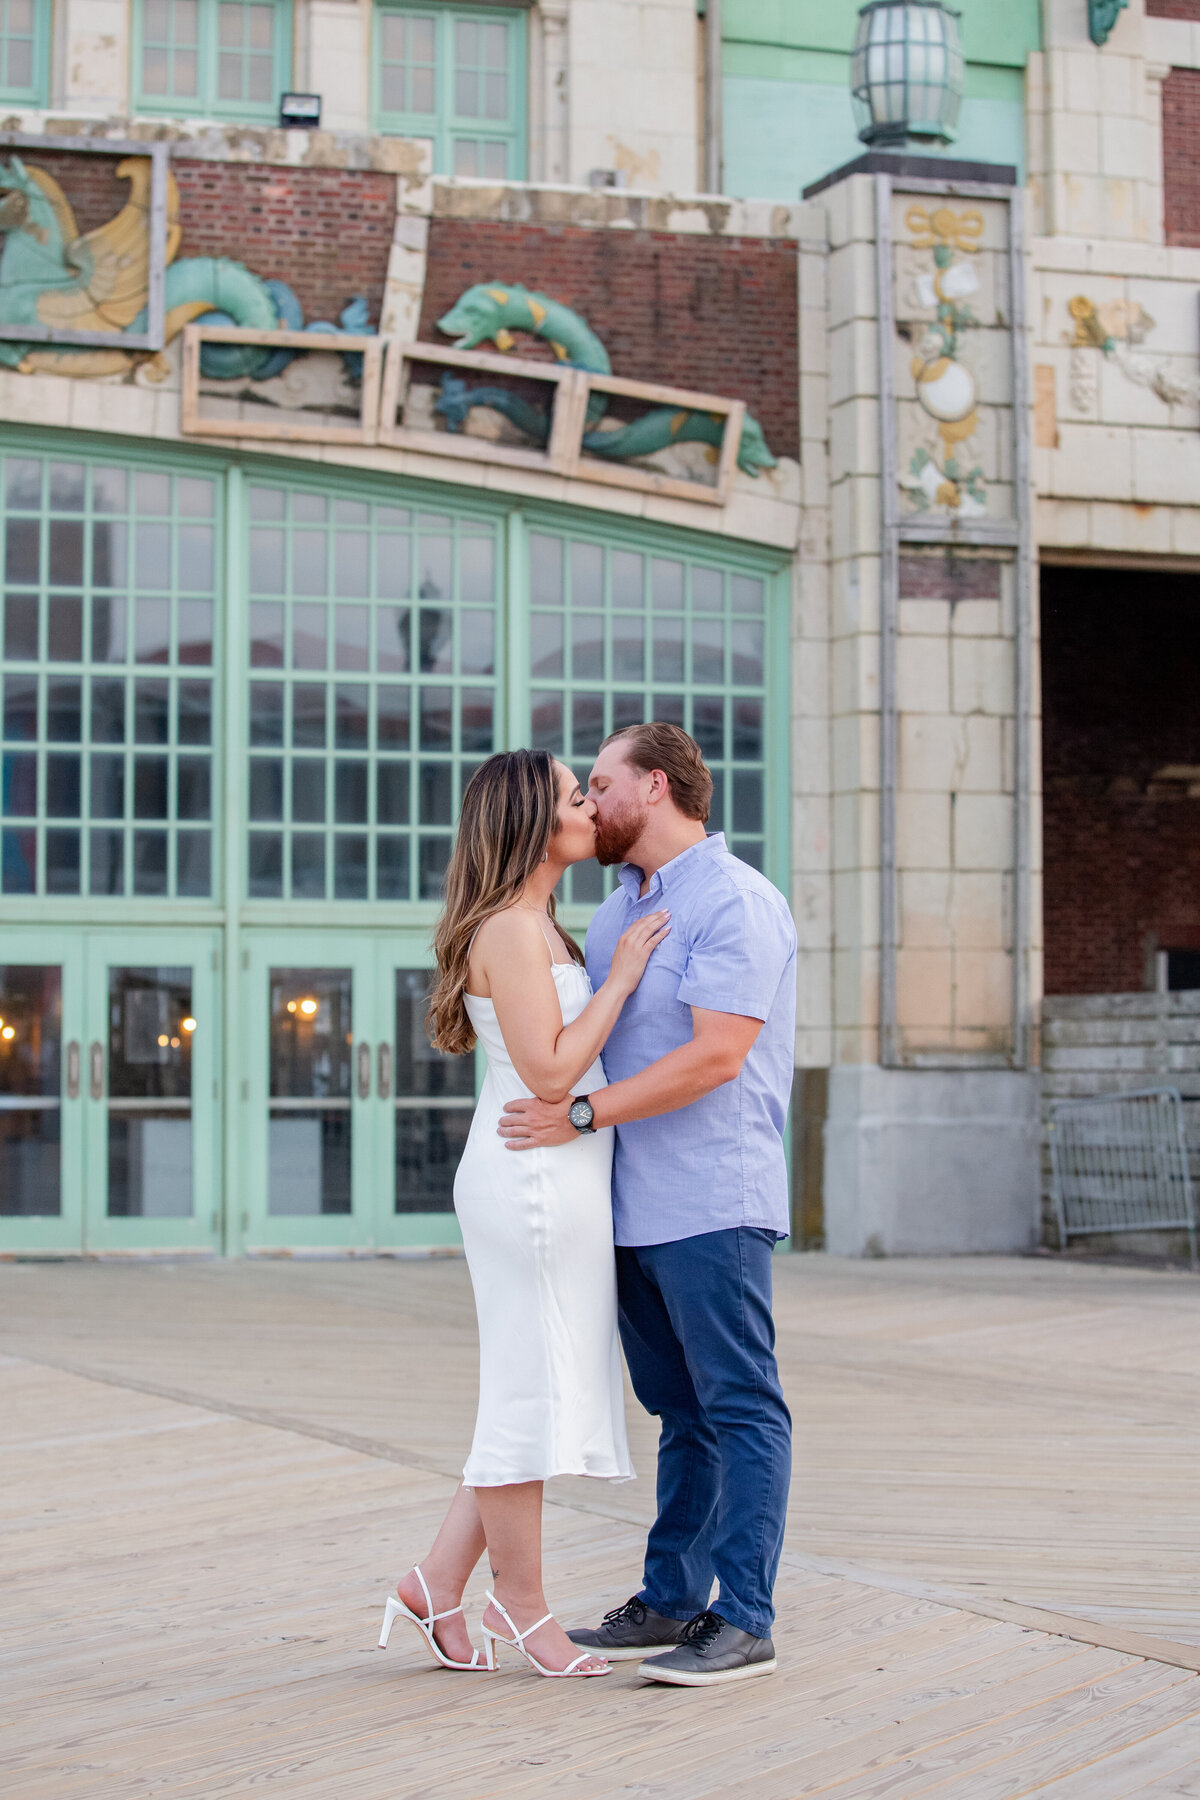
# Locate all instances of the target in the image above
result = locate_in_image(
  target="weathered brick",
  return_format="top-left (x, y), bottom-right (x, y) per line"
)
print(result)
top-left (1163, 67), bottom-right (1200, 247)
top-left (418, 219), bottom-right (801, 457)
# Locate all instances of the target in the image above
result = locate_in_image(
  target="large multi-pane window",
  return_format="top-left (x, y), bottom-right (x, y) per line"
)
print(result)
top-left (0, 457), bottom-right (217, 900)
top-left (375, 5), bottom-right (526, 179)
top-left (135, 0), bottom-right (289, 118)
top-left (2, 455), bottom-right (781, 911)
top-left (245, 485), bottom-right (498, 903)
top-left (527, 531), bottom-right (770, 904)
top-left (0, 0), bottom-right (45, 103)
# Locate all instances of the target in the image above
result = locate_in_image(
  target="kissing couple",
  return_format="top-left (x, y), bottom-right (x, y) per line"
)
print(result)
top-left (379, 722), bottom-right (797, 1686)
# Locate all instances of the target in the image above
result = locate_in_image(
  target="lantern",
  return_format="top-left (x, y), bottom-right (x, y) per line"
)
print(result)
top-left (850, 2), bottom-right (964, 149)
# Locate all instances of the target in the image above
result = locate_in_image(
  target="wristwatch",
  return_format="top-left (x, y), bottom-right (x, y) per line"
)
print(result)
top-left (568, 1094), bottom-right (596, 1135)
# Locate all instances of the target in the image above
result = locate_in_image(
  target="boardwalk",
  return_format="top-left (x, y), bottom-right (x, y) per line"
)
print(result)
top-left (3, 1252), bottom-right (1200, 1798)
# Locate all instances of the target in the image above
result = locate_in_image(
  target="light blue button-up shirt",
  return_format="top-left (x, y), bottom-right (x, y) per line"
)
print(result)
top-left (585, 833), bottom-right (797, 1248)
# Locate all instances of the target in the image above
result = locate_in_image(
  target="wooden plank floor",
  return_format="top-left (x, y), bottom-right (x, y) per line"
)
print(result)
top-left (2, 1253), bottom-right (1199, 1797)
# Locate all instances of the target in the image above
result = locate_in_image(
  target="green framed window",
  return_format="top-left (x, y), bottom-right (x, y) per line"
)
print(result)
top-left (244, 484), bottom-right (499, 904)
top-left (524, 529), bottom-right (771, 906)
top-left (375, 4), bottom-right (526, 179)
top-left (134, 0), bottom-right (291, 119)
top-left (0, 0), bottom-right (48, 105)
top-left (0, 454), bottom-right (219, 901)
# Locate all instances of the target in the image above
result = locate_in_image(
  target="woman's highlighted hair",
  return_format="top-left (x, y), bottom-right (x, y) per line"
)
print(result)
top-left (427, 749), bottom-right (582, 1056)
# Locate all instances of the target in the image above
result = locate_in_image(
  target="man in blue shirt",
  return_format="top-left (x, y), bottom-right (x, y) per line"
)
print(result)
top-left (499, 722), bottom-right (796, 1685)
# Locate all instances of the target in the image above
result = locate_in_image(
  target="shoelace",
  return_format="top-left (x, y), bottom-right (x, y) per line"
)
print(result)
top-left (678, 1610), bottom-right (724, 1651)
top-left (601, 1596), bottom-right (648, 1629)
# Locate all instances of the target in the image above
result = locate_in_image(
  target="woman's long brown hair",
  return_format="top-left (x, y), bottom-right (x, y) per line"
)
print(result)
top-left (427, 749), bottom-right (584, 1055)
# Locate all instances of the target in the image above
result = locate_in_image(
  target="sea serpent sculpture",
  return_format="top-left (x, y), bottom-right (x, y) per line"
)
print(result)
top-left (0, 154), bottom-right (369, 379)
top-left (435, 282), bottom-right (777, 478)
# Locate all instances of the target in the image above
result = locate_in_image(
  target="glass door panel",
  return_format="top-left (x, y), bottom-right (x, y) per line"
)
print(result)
top-left (105, 965), bottom-right (195, 1218)
top-left (268, 967), bottom-right (354, 1218)
top-left (375, 957), bottom-right (470, 1248)
top-left (0, 938), bottom-right (84, 1251)
top-left (0, 963), bottom-right (63, 1214)
top-left (243, 934), bottom-right (376, 1248)
top-left (83, 932), bottom-right (218, 1251)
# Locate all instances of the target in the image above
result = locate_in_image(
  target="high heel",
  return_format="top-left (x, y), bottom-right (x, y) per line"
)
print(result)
top-left (378, 1566), bottom-right (489, 1671)
top-left (480, 1590), bottom-right (612, 1678)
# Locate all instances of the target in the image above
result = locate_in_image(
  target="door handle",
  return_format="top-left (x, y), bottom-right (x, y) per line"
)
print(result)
top-left (66, 1041), bottom-right (80, 1101)
top-left (88, 1041), bottom-right (104, 1101)
top-left (377, 1042), bottom-right (392, 1101)
top-left (356, 1041), bottom-right (371, 1101)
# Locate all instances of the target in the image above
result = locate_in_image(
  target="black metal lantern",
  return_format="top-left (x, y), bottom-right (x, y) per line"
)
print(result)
top-left (850, 1), bottom-right (964, 149)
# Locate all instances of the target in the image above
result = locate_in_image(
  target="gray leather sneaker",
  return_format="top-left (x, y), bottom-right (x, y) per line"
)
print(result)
top-left (566, 1596), bottom-right (689, 1662)
top-left (638, 1610), bottom-right (777, 1685)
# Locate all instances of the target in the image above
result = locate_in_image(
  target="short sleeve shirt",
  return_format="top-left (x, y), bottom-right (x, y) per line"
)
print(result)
top-left (584, 834), bottom-right (797, 1247)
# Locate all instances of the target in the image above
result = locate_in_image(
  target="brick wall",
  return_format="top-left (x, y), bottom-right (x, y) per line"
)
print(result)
top-left (1163, 67), bottom-right (1200, 246)
top-left (1042, 566), bottom-right (1200, 995)
top-left (10, 151), bottom-right (394, 326)
top-left (1147, 0), bottom-right (1200, 17)
top-left (173, 163), bottom-right (394, 324)
top-left (418, 219), bottom-right (800, 458)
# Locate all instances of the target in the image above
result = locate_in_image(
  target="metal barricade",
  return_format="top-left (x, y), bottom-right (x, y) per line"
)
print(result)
top-left (1047, 1087), bottom-right (1198, 1269)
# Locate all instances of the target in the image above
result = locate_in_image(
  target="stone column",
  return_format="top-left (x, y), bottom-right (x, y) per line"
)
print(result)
top-left (307, 0), bottom-right (370, 133)
top-left (566, 0), bottom-right (698, 189)
top-left (531, 0), bottom-right (571, 185)
top-left (813, 164), bottom-right (1040, 1255)
top-left (1028, 0), bottom-right (1163, 244)
top-left (60, 0), bottom-right (129, 114)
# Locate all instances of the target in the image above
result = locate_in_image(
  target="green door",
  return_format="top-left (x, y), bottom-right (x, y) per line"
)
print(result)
top-left (372, 944), bottom-right (471, 1250)
top-left (242, 932), bottom-right (379, 1250)
top-left (0, 928), bottom-right (219, 1254)
top-left (241, 931), bottom-right (470, 1252)
top-left (82, 931), bottom-right (220, 1253)
top-left (0, 931), bottom-right (85, 1254)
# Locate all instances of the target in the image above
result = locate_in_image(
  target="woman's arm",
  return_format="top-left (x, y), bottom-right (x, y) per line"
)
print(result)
top-left (475, 908), bottom-right (669, 1104)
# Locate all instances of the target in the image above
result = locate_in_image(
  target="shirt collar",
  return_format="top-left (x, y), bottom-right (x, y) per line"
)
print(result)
top-left (617, 832), bottom-right (727, 900)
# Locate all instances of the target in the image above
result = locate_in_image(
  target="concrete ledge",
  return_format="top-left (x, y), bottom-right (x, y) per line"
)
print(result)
top-left (824, 1065), bottom-right (1041, 1255)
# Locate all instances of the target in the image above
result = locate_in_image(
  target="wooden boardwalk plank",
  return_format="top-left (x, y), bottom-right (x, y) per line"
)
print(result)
top-left (4, 1255), bottom-right (1200, 1799)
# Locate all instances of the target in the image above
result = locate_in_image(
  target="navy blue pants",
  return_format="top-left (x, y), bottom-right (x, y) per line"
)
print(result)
top-left (615, 1226), bottom-right (792, 1640)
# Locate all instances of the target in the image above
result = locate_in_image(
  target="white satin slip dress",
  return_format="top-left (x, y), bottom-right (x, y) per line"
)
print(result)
top-left (454, 934), bottom-right (633, 1488)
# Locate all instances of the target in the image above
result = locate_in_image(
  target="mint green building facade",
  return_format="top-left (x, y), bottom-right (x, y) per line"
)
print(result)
top-left (1, 425), bottom-right (787, 1257)
top-left (721, 0), bottom-right (1041, 198)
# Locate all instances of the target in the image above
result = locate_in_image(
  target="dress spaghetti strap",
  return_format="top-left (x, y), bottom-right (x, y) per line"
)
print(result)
top-left (534, 913), bottom-right (562, 965)
top-left (467, 910), bottom-right (562, 975)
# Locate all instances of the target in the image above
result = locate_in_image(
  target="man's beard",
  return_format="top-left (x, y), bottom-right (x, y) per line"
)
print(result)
top-left (592, 794), bottom-right (649, 867)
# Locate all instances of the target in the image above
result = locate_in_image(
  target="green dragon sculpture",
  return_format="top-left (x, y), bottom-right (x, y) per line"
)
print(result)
top-left (436, 282), bottom-right (777, 478)
top-left (0, 155), bottom-right (368, 380)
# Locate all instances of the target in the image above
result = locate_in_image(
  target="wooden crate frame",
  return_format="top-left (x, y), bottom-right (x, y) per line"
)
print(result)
top-left (570, 372), bottom-right (746, 506)
top-left (181, 325), bottom-right (384, 445)
top-left (181, 328), bottom-right (751, 502)
top-left (378, 340), bottom-right (587, 473)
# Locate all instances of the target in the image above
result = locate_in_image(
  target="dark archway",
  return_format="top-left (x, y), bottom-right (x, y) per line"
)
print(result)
top-left (1041, 564), bottom-right (1200, 994)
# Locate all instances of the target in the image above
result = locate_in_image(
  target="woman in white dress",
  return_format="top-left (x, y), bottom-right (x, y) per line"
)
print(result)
top-left (378, 749), bottom-right (669, 1680)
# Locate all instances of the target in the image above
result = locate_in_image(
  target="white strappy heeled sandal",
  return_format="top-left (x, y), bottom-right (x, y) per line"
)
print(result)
top-left (377, 1566), bottom-right (489, 1671)
top-left (481, 1590), bottom-right (612, 1678)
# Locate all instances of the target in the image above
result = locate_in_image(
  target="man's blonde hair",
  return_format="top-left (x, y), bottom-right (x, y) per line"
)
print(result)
top-left (602, 722), bottom-right (713, 823)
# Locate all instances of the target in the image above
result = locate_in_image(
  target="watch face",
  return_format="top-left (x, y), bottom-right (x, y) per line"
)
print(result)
top-left (569, 1098), bottom-right (593, 1129)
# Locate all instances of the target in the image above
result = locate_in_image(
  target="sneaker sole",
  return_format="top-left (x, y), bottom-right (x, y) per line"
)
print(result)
top-left (565, 1642), bottom-right (684, 1663)
top-left (637, 1656), bottom-right (778, 1686)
